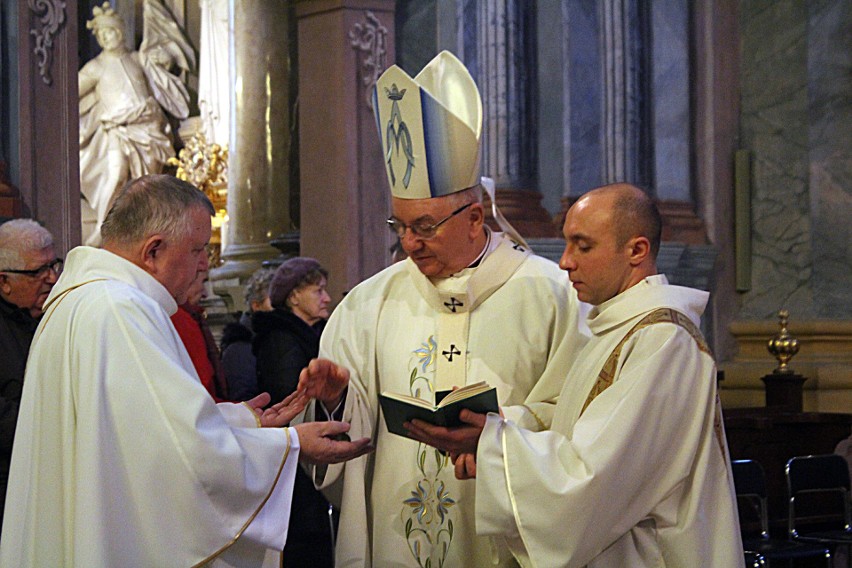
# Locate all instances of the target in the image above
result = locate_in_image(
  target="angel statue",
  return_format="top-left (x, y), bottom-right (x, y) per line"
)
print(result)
top-left (79, 1), bottom-right (195, 246)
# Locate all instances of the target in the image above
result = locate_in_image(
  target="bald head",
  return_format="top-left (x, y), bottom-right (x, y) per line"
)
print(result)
top-left (560, 183), bottom-right (660, 304)
top-left (584, 183), bottom-right (662, 260)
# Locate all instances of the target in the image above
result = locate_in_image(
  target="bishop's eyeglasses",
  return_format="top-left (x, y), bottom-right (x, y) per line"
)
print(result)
top-left (1, 258), bottom-right (64, 279)
top-left (386, 202), bottom-right (473, 240)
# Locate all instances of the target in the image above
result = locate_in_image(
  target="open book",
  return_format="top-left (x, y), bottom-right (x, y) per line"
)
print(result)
top-left (379, 382), bottom-right (498, 438)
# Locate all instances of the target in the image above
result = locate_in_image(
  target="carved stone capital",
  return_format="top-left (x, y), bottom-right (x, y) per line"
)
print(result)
top-left (28, 0), bottom-right (67, 85)
top-left (349, 10), bottom-right (389, 110)
top-left (484, 188), bottom-right (560, 239)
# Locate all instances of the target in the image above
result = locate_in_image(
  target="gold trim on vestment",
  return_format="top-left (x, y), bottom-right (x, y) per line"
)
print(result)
top-left (34, 278), bottom-right (108, 341)
top-left (520, 404), bottom-right (546, 431)
top-left (578, 308), bottom-right (729, 460)
top-left (580, 308), bottom-right (711, 417)
top-left (193, 427), bottom-right (293, 567)
top-left (241, 401), bottom-right (263, 428)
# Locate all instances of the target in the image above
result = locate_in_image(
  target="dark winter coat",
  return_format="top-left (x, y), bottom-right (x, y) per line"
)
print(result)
top-left (0, 296), bottom-right (39, 531)
top-left (252, 308), bottom-right (334, 566)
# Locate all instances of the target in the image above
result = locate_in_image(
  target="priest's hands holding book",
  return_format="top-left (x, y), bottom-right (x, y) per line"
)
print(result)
top-left (404, 408), bottom-right (489, 480)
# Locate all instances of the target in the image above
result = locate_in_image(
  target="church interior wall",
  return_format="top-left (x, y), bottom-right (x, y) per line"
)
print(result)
top-left (718, 0), bottom-right (851, 411)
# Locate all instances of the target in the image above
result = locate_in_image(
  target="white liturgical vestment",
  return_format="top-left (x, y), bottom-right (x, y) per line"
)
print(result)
top-left (475, 275), bottom-right (744, 567)
top-left (304, 233), bottom-right (586, 567)
top-left (0, 247), bottom-right (300, 567)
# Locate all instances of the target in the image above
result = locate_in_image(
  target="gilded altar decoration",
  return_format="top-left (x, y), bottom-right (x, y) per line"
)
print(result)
top-left (28, 0), bottom-right (66, 85)
top-left (349, 11), bottom-right (388, 110)
top-left (767, 309), bottom-right (800, 374)
top-left (168, 132), bottom-right (229, 267)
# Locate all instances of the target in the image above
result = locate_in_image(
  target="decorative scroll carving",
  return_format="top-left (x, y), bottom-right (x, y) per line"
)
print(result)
top-left (349, 11), bottom-right (388, 110)
top-left (28, 0), bottom-right (67, 85)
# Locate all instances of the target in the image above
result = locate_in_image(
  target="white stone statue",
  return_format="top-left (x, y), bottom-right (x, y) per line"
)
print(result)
top-left (79, 1), bottom-right (195, 246)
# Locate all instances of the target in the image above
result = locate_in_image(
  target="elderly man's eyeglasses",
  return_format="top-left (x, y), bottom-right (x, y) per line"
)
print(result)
top-left (387, 203), bottom-right (473, 240)
top-left (1, 258), bottom-right (63, 278)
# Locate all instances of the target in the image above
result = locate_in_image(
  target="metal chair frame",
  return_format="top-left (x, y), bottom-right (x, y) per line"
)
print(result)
top-left (786, 454), bottom-right (852, 568)
top-left (732, 459), bottom-right (831, 567)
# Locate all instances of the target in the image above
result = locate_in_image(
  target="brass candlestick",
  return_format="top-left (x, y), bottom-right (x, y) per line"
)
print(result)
top-left (766, 310), bottom-right (799, 374)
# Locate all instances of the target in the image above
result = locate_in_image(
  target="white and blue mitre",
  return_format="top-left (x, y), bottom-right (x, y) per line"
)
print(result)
top-left (372, 50), bottom-right (482, 199)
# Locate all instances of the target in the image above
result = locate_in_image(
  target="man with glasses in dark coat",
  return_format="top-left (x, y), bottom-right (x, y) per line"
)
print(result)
top-left (0, 218), bottom-right (59, 534)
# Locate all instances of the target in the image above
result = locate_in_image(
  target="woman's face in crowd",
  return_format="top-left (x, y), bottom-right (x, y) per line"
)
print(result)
top-left (289, 277), bottom-right (331, 325)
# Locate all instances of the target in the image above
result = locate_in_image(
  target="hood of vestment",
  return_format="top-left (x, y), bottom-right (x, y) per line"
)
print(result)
top-left (586, 274), bottom-right (709, 336)
top-left (43, 246), bottom-right (178, 316)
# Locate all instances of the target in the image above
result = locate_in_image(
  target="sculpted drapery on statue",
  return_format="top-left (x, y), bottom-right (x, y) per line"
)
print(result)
top-left (79, 1), bottom-right (195, 246)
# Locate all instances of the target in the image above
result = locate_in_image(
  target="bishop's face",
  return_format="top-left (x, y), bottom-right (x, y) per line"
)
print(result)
top-left (391, 196), bottom-right (483, 278)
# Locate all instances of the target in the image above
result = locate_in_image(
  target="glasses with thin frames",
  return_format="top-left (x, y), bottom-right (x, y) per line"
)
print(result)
top-left (386, 202), bottom-right (473, 240)
top-left (1, 258), bottom-right (63, 279)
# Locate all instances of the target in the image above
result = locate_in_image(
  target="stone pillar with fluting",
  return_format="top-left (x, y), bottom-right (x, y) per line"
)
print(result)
top-left (212, 0), bottom-right (293, 287)
top-left (599, 0), bottom-right (648, 186)
top-left (458, 0), bottom-right (557, 238)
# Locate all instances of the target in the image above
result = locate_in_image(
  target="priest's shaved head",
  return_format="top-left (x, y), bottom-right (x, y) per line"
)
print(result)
top-left (559, 183), bottom-right (660, 306)
top-left (579, 183), bottom-right (662, 259)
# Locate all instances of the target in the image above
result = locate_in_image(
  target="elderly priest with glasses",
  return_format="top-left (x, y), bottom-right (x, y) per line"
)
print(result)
top-left (0, 219), bottom-right (60, 536)
top-left (297, 51), bottom-right (587, 567)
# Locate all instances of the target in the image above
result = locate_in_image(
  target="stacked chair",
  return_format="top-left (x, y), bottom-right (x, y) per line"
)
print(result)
top-left (786, 454), bottom-right (852, 567)
top-left (733, 459), bottom-right (831, 566)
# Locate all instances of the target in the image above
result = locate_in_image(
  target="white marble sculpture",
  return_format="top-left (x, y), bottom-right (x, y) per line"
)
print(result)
top-left (79, 1), bottom-right (195, 246)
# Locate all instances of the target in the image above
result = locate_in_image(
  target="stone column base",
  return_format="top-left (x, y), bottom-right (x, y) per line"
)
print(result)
top-left (211, 242), bottom-right (281, 311)
top-left (484, 188), bottom-right (560, 238)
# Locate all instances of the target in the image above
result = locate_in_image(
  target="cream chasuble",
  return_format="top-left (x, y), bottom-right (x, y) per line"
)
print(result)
top-left (303, 234), bottom-right (587, 568)
top-left (475, 276), bottom-right (744, 568)
top-left (0, 247), bottom-right (301, 568)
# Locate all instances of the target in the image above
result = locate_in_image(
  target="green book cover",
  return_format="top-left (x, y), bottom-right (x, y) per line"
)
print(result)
top-left (379, 382), bottom-right (498, 439)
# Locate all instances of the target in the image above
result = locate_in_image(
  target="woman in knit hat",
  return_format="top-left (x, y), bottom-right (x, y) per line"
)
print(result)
top-left (252, 256), bottom-right (334, 567)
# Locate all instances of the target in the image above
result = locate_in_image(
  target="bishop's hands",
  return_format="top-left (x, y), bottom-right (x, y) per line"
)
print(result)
top-left (403, 408), bottom-right (489, 479)
top-left (297, 358), bottom-right (350, 410)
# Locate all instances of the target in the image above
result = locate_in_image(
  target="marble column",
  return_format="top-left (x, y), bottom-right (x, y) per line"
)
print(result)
top-left (560, 0), bottom-right (602, 203)
top-left (296, 0), bottom-right (396, 306)
top-left (212, 0), bottom-right (292, 285)
top-left (650, 0), bottom-right (690, 202)
top-left (599, 0), bottom-right (649, 186)
top-left (458, 0), bottom-right (557, 237)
